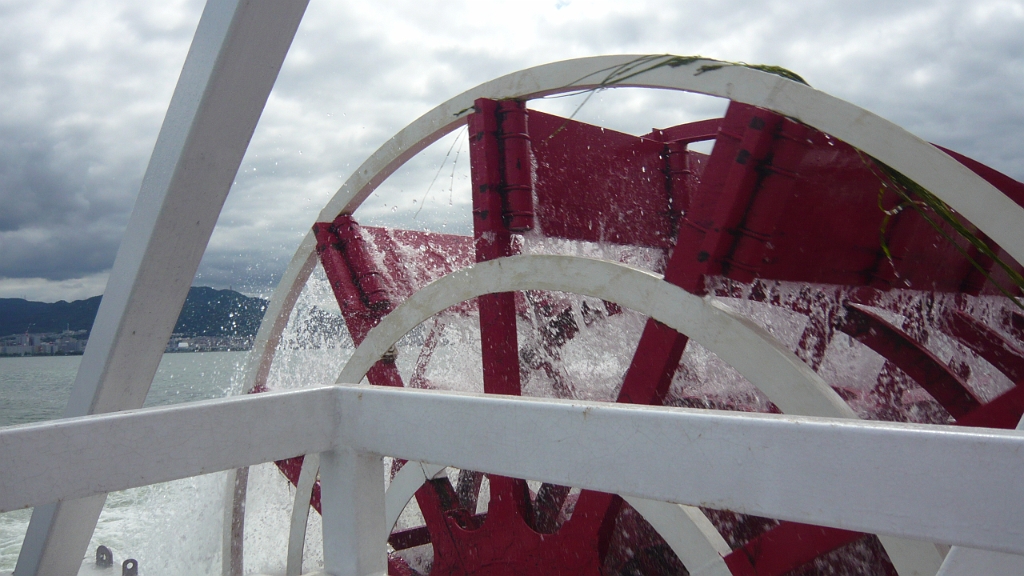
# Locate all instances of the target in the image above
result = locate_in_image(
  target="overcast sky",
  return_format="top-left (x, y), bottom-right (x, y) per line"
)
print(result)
top-left (1, 0), bottom-right (1022, 302)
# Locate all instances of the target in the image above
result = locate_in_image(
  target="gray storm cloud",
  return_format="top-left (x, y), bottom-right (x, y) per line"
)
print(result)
top-left (0, 127), bottom-right (131, 280)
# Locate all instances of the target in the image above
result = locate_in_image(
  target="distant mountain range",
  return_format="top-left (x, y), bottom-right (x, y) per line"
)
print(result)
top-left (0, 287), bottom-right (269, 338)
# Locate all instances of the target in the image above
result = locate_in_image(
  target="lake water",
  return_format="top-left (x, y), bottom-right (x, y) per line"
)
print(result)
top-left (0, 342), bottom-right (438, 575)
top-left (0, 352), bottom-right (248, 574)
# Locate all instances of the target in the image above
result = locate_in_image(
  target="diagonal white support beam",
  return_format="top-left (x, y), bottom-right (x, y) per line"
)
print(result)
top-left (16, 1), bottom-right (309, 573)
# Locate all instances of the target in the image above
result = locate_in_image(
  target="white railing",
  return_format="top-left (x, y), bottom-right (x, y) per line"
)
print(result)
top-left (4, 385), bottom-right (1024, 575)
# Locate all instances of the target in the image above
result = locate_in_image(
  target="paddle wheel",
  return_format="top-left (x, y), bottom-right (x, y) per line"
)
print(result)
top-left (235, 57), bottom-right (1024, 576)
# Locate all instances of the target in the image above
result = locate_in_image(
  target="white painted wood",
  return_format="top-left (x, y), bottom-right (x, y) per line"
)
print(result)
top-left (334, 385), bottom-right (1024, 556)
top-left (0, 387), bottom-right (336, 514)
top-left (624, 497), bottom-right (732, 576)
top-left (287, 452), bottom-right (321, 576)
top-left (878, 536), bottom-right (945, 576)
top-left (17, 0), bottom-right (310, 574)
top-left (222, 466), bottom-right (248, 576)
top-left (290, 448), bottom-right (442, 573)
top-left (935, 547), bottom-right (1024, 575)
top-left (320, 448), bottom-right (386, 576)
top-left (384, 462), bottom-right (447, 534)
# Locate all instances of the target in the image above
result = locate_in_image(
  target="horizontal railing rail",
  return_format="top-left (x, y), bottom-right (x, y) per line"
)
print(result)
top-left (0, 387), bottom-right (337, 511)
top-left (3, 384), bottom-right (1024, 575)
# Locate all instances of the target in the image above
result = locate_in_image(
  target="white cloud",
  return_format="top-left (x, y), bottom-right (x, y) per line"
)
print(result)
top-left (0, 271), bottom-right (109, 302)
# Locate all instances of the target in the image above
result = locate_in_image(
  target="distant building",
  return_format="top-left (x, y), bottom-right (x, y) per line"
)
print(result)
top-left (1, 330), bottom-right (88, 356)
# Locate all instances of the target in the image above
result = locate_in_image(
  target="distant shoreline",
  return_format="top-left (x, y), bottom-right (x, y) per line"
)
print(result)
top-left (0, 347), bottom-right (254, 358)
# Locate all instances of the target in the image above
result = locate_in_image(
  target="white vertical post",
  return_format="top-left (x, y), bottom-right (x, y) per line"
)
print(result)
top-left (320, 449), bottom-right (386, 576)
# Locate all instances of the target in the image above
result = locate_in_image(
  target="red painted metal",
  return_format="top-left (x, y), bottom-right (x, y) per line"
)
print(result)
top-left (389, 556), bottom-right (419, 576)
top-left (658, 107), bottom-right (891, 576)
top-left (528, 104), bottom-right (1024, 298)
top-left (470, 101), bottom-right (880, 576)
top-left (720, 121), bottom-right (814, 284)
top-left (693, 289), bottom-right (1024, 575)
top-left (401, 99), bottom-right (616, 576)
top-left (619, 104), bottom-right (803, 410)
top-left (1005, 309), bottom-right (1024, 344)
top-left (958, 383), bottom-right (1024, 428)
top-left (363, 101), bottom-right (707, 576)
top-left (682, 106), bottom-right (784, 290)
top-left (428, 106), bottom-right (903, 574)
top-left (333, 215), bottom-right (392, 311)
top-left (469, 98), bottom-right (521, 396)
top-left (646, 117), bottom-right (722, 145)
top-left (497, 100), bottom-right (534, 232)
top-left (318, 217), bottom-right (404, 387)
top-left (938, 146), bottom-right (1024, 296)
top-left (836, 303), bottom-right (981, 419)
top-left (617, 321), bottom-right (690, 407)
top-left (941, 309), bottom-right (1024, 383)
top-left (529, 109), bottom-right (672, 249)
top-left (261, 218), bottom-right (407, 519)
top-left (664, 140), bottom-right (701, 235)
top-left (659, 104), bottom-right (768, 292)
top-left (723, 522), bottom-right (866, 576)
top-left (277, 218), bottom-right (416, 517)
